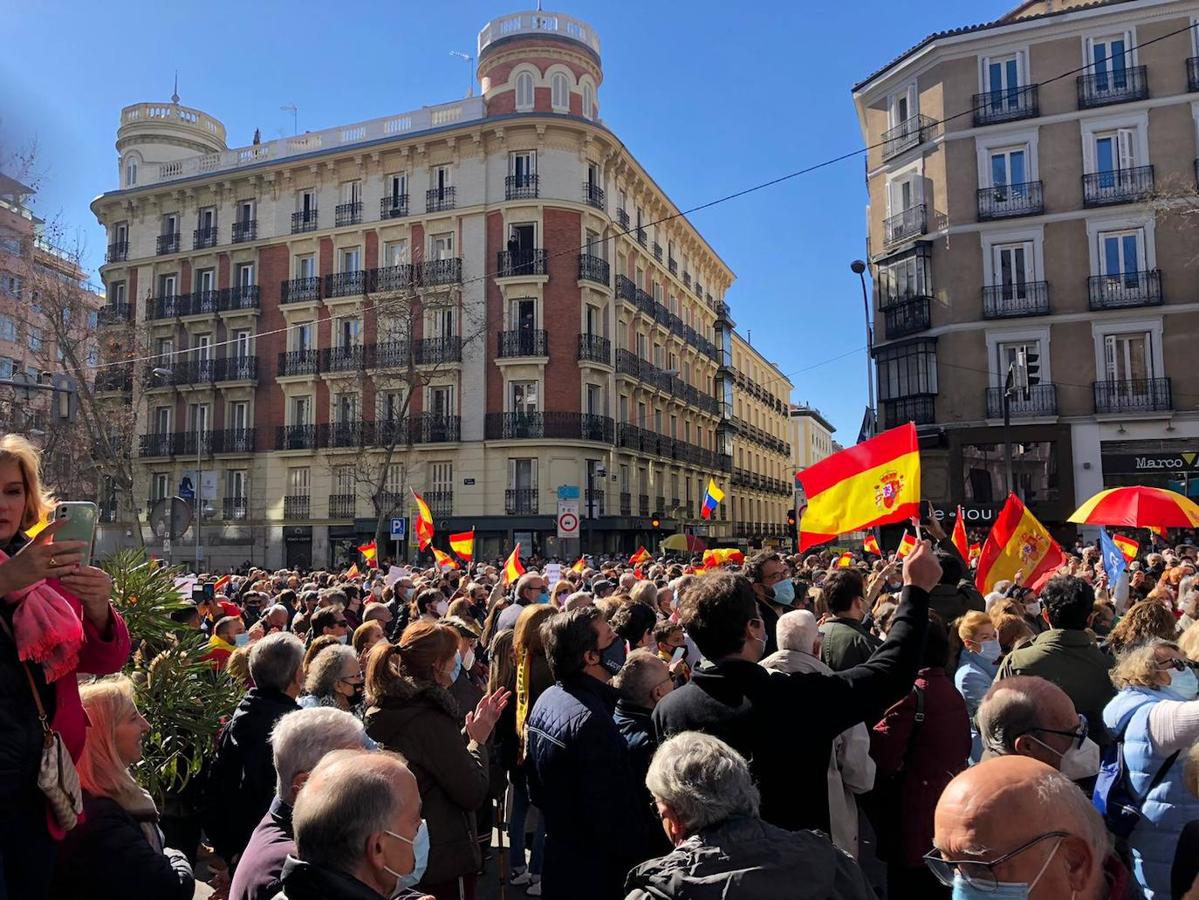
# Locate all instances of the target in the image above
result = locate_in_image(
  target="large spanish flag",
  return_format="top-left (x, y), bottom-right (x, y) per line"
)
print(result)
top-left (629, 546), bottom-right (651, 565)
top-left (412, 489), bottom-right (435, 551)
top-left (702, 548), bottom-right (745, 569)
top-left (449, 529), bottom-right (475, 563)
top-left (502, 544), bottom-right (525, 584)
top-left (975, 493), bottom-right (1066, 594)
top-left (797, 423), bottom-right (921, 551)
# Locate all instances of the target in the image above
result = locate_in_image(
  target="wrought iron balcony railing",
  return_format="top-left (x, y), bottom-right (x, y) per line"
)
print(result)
top-left (973, 84), bottom-right (1039, 126)
top-left (583, 182), bottom-right (604, 209)
top-left (220, 284), bottom-right (260, 312)
top-left (380, 194), bottom-right (409, 219)
top-left (881, 395), bottom-right (936, 429)
top-left (106, 241), bottom-right (128, 262)
top-left (156, 233), bottom-right (180, 255)
top-left (277, 425), bottom-right (317, 451)
top-left (497, 329), bottom-right (548, 358)
top-left (212, 428), bottom-right (256, 454)
top-left (505, 488), bottom-right (538, 515)
top-left (883, 298), bottom-right (931, 339)
top-left (222, 497), bottom-right (249, 520)
top-left (1093, 378), bottom-right (1171, 414)
top-left (505, 173), bottom-right (539, 200)
top-left (281, 276), bottom-right (321, 304)
top-left (883, 204), bottom-right (927, 245)
top-left (484, 412), bottom-right (613, 442)
top-left (1082, 165), bottom-right (1154, 207)
top-left (325, 270), bottom-right (368, 298)
top-left (418, 257), bottom-right (462, 286)
top-left (98, 303), bottom-right (132, 326)
top-left (278, 349), bottom-right (319, 377)
top-left (193, 226), bottom-right (218, 250)
top-left (882, 114), bottom-right (935, 159)
top-left (291, 209), bottom-right (319, 233)
top-left (231, 219), bottom-right (257, 243)
top-left (1077, 65), bottom-right (1148, 109)
top-left (982, 281), bottom-right (1050, 318)
top-left (577, 333), bottom-right (611, 365)
top-left (284, 495), bottom-right (310, 518)
top-left (977, 181), bottom-right (1044, 220)
top-left (1088, 270), bottom-right (1162, 310)
top-left (986, 383), bottom-right (1058, 418)
top-left (334, 201), bottom-right (363, 227)
top-left (578, 253), bottom-right (609, 286)
top-left (328, 494), bottom-right (356, 519)
top-left (426, 187), bottom-right (455, 212)
top-left (497, 249), bottom-right (547, 277)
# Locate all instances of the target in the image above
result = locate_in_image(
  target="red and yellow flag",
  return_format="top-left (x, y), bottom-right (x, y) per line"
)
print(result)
top-left (702, 548), bottom-right (745, 569)
top-left (896, 531), bottom-right (916, 559)
top-left (449, 529), bottom-right (474, 563)
top-left (571, 558), bottom-right (586, 574)
top-left (432, 546), bottom-right (460, 570)
top-left (797, 423), bottom-right (921, 551)
top-left (1149, 525), bottom-right (1166, 539)
top-left (951, 506), bottom-right (969, 560)
top-left (345, 563), bottom-right (360, 579)
top-left (969, 542), bottom-right (982, 564)
top-left (976, 493), bottom-right (1066, 594)
top-left (835, 551), bottom-right (853, 568)
top-left (863, 535), bottom-right (881, 556)
top-left (503, 544), bottom-right (525, 585)
top-left (412, 489), bottom-right (435, 551)
top-left (213, 574), bottom-right (231, 593)
top-left (629, 546), bottom-right (651, 565)
top-left (357, 540), bottom-right (378, 569)
top-left (1113, 534), bottom-right (1138, 563)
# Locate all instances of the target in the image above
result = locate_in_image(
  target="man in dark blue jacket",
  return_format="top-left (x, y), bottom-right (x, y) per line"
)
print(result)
top-left (526, 607), bottom-right (646, 900)
top-left (654, 540), bottom-right (942, 836)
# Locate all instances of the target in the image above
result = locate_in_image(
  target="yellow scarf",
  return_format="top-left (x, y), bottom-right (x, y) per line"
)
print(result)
top-left (515, 648), bottom-right (532, 763)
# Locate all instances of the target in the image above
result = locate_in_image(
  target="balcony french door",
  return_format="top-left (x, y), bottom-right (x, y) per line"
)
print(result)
top-left (990, 147), bottom-right (1027, 196)
top-left (1091, 36), bottom-right (1129, 90)
top-left (1100, 231), bottom-right (1145, 288)
top-left (1103, 331), bottom-right (1152, 406)
top-left (993, 243), bottom-right (1032, 300)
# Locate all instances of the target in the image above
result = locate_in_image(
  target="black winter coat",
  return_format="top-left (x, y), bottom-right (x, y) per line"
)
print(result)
top-left (615, 700), bottom-right (672, 861)
top-left (50, 792), bottom-right (193, 900)
top-left (203, 686), bottom-right (299, 866)
top-left (527, 674), bottom-right (646, 900)
top-left (653, 585), bottom-right (930, 835)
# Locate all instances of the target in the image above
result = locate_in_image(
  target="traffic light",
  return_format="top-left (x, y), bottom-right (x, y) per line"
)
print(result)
top-left (651, 513), bottom-right (662, 530)
top-left (786, 509), bottom-right (797, 537)
top-left (1025, 350), bottom-right (1040, 387)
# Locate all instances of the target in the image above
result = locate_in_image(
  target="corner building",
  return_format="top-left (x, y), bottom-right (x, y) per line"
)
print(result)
top-left (92, 11), bottom-right (765, 569)
top-left (854, 0), bottom-right (1199, 534)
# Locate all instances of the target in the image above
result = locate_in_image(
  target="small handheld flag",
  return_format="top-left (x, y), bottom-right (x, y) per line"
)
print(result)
top-left (432, 547), bottom-right (460, 570)
top-left (895, 531), bottom-right (916, 559)
top-left (412, 489), bottom-right (435, 551)
top-left (1112, 533), bottom-right (1138, 563)
top-left (503, 544), bottom-right (525, 584)
top-left (835, 551), bottom-right (853, 568)
top-left (863, 535), bottom-right (881, 556)
top-left (357, 540), bottom-right (379, 569)
top-left (951, 506), bottom-right (969, 560)
top-left (1100, 528), bottom-right (1128, 586)
top-left (629, 546), bottom-right (651, 565)
top-left (700, 479), bottom-right (724, 520)
top-left (969, 542), bottom-right (982, 564)
top-left (449, 529), bottom-right (475, 563)
top-left (345, 563), bottom-right (360, 579)
top-left (571, 558), bottom-right (586, 574)
top-left (213, 574), bottom-right (231, 593)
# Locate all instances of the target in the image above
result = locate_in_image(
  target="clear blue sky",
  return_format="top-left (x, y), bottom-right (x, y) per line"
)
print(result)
top-left (1, 0), bottom-right (1013, 440)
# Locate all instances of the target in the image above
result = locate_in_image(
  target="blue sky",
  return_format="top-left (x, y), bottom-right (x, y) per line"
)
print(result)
top-left (1, 0), bottom-right (1014, 439)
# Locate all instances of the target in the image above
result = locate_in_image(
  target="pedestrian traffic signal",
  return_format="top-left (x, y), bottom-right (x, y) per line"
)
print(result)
top-left (651, 514), bottom-right (661, 529)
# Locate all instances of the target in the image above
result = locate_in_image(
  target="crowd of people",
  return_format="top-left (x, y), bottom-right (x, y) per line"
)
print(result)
top-left (8, 433), bottom-right (1199, 899)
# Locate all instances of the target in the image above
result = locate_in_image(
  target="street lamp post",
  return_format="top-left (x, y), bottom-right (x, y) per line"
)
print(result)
top-left (153, 366), bottom-right (204, 570)
top-left (850, 260), bottom-right (876, 437)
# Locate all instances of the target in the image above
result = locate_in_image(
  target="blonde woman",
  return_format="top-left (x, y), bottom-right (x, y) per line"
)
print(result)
top-left (954, 610), bottom-right (999, 764)
top-left (0, 435), bottom-right (130, 900)
top-left (50, 678), bottom-right (192, 900)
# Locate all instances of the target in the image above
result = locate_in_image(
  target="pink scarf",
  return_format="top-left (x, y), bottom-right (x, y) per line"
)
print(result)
top-left (1, 549), bottom-right (84, 683)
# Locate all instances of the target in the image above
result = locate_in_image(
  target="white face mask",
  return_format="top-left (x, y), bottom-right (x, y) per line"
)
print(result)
top-left (462, 648), bottom-right (475, 671)
top-left (433, 600), bottom-right (449, 617)
top-left (1026, 734), bottom-right (1101, 779)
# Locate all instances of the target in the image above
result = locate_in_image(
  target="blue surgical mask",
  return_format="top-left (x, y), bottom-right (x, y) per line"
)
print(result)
top-left (976, 639), bottom-right (1001, 665)
top-left (951, 838), bottom-right (1061, 900)
top-left (1164, 667), bottom-right (1199, 702)
top-left (384, 819), bottom-right (429, 893)
top-left (538, 590), bottom-right (550, 604)
top-left (234, 633), bottom-right (250, 648)
top-left (771, 580), bottom-right (796, 606)
top-left (450, 652), bottom-right (463, 684)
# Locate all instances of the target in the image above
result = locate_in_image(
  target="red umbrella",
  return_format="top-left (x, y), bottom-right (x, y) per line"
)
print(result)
top-left (1067, 486), bottom-right (1199, 529)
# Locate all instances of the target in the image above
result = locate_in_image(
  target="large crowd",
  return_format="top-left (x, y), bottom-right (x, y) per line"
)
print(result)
top-left (5, 432), bottom-right (1199, 899)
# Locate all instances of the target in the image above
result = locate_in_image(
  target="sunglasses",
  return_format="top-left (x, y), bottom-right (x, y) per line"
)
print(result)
top-left (1157, 658), bottom-right (1198, 672)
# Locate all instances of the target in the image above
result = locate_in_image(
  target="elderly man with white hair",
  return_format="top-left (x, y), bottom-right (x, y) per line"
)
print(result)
top-left (229, 708), bottom-right (370, 900)
top-left (624, 732), bottom-right (874, 899)
top-left (760, 609), bottom-right (874, 857)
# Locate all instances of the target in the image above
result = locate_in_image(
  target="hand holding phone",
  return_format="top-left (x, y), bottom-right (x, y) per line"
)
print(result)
top-left (52, 502), bottom-right (97, 568)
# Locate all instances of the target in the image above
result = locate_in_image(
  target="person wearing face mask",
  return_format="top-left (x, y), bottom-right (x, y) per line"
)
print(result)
top-left (929, 756), bottom-right (1130, 900)
top-left (441, 617), bottom-right (484, 730)
top-left (818, 570), bottom-right (882, 672)
top-left (364, 622), bottom-right (510, 900)
top-left (625, 731), bottom-right (874, 900)
top-left (495, 573), bottom-right (549, 633)
top-left (1102, 639), bottom-right (1199, 899)
top-left (204, 615), bottom-right (247, 671)
top-left (955, 612), bottom-right (1000, 765)
top-left (744, 551), bottom-right (789, 655)
top-left (525, 607), bottom-right (647, 900)
top-left (298, 645), bottom-right (365, 712)
top-left (653, 542), bottom-right (943, 837)
top-left (276, 749), bottom-right (432, 900)
top-left (976, 676), bottom-right (1101, 783)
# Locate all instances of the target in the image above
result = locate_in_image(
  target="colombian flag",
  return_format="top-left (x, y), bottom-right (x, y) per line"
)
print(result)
top-left (700, 479), bottom-right (724, 520)
top-left (503, 544), bottom-right (525, 584)
top-left (357, 541), bottom-right (378, 568)
top-left (1112, 534), bottom-right (1138, 563)
top-left (896, 531), bottom-right (916, 559)
top-left (951, 506), bottom-right (969, 560)
top-left (976, 493), bottom-right (1066, 594)
top-left (412, 489), bottom-right (435, 551)
top-left (702, 548), bottom-right (745, 569)
top-left (629, 546), bottom-right (651, 565)
top-left (449, 529), bottom-right (474, 563)
top-left (571, 558), bottom-right (586, 574)
top-left (213, 574), bottom-right (231, 593)
top-left (432, 546), bottom-right (460, 570)
top-left (863, 534), bottom-right (881, 556)
top-left (797, 424), bottom-right (920, 551)
top-left (835, 552), bottom-right (853, 568)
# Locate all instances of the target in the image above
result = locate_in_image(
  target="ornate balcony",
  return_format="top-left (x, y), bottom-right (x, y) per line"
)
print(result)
top-left (220, 284), bottom-right (260, 312)
top-left (883, 204), bottom-right (927, 245)
top-left (883, 297), bottom-right (931, 339)
top-left (578, 253), bottom-right (609, 286)
top-left (982, 281), bottom-right (1050, 318)
top-left (214, 356), bottom-right (258, 382)
top-left (484, 412), bottom-right (613, 442)
top-left (106, 241), bottom-right (128, 263)
top-left (328, 494), bottom-right (356, 519)
top-left (284, 495), bottom-right (310, 518)
top-left (418, 258), bottom-right (462, 286)
top-left (505, 488), bottom-right (538, 515)
top-left (374, 264), bottom-right (415, 293)
top-left (212, 428), bottom-right (256, 454)
top-left (426, 187), bottom-right (455, 212)
top-left (577, 333), bottom-right (611, 365)
top-left (582, 182), bottom-right (604, 210)
top-left (1082, 166), bottom-right (1154, 207)
top-left (977, 181), bottom-right (1044, 220)
top-left (281, 276), bottom-right (321, 304)
top-left (325, 270), bottom-right (368, 298)
top-left (1088, 270), bottom-right (1162, 310)
top-left (222, 497), bottom-right (249, 520)
top-left (497, 249), bottom-right (547, 278)
top-left (278, 350), bottom-right (319, 377)
top-left (505, 173), bottom-right (539, 200)
top-left (880, 395), bottom-right (936, 429)
top-left (986, 384), bottom-right (1058, 418)
top-left (98, 303), bottom-right (132, 326)
top-left (334, 201), bottom-right (363, 227)
top-left (156, 233), bottom-right (180, 255)
top-left (193, 226), bottom-right (218, 250)
top-left (882, 114), bottom-right (935, 159)
top-left (616, 208), bottom-right (630, 229)
top-left (380, 194), bottom-right (409, 219)
top-left (497, 329), bottom-right (548, 358)
top-left (973, 84), bottom-right (1039, 126)
top-left (277, 425), bottom-right (317, 451)
top-left (139, 433), bottom-right (173, 457)
top-left (412, 336), bottom-right (463, 365)
top-left (1093, 378), bottom-right (1171, 414)
top-left (1077, 65), bottom-right (1148, 109)
top-left (232, 219), bottom-right (257, 243)
top-left (291, 210), bottom-right (319, 234)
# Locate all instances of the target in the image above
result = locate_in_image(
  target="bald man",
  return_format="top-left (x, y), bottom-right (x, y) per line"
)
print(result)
top-left (977, 676), bottom-right (1099, 779)
top-left (932, 756), bottom-right (1130, 899)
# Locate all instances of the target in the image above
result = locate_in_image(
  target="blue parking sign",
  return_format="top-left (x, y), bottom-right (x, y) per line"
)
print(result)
top-left (390, 517), bottom-right (407, 540)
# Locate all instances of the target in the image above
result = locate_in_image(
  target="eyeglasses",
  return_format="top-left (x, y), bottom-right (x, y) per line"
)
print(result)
top-left (1157, 658), bottom-right (1198, 672)
top-left (924, 831), bottom-right (1068, 890)
top-left (1022, 714), bottom-right (1088, 750)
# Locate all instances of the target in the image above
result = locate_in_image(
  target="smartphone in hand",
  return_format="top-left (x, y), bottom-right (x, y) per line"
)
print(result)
top-left (53, 502), bottom-right (98, 568)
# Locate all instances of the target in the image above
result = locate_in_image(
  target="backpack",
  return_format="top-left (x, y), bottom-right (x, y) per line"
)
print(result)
top-left (1092, 713), bottom-right (1178, 839)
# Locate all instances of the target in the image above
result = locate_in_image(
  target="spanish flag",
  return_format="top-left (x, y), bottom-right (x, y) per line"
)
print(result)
top-left (213, 574), bottom-right (231, 593)
top-left (412, 489), bottom-right (434, 551)
top-left (1112, 534), bottom-right (1138, 563)
top-left (797, 423), bottom-right (920, 551)
top-left (896, 531), bottom-right (916, 559)
top-left (969, 542), bottom-right (982, 564)
top-left (357, 540), bottom-right (378, 568)
top-left (702, 548), bottom-right (745, 569)
top-left (629, 546), bottom-right (651, 565)
top-left (571, 558), bottom-right (586, 574)
top-left (975, 493), bottom-right (1066, 594)
top-left (346, 563), bottom-right (360, 579)
top-left (503, 544), bottom-right (525, 584)
top-left (835, 551), bottom-right (853, 568)
top-left (863, 534), bottom-right (881, 556)
top-left (449, 529), bottom-right (474, 563)
top-left (951, 506), bottom-right (969, 560)
top-left (1149, 525), bottom-right (1166, 539)
top-left (432, 546), bottom-right (460, 570)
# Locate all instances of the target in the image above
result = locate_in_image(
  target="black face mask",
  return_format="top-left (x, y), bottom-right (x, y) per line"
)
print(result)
top-left (348, 684), bottom-right (365, 706)
top-left (599, 639), bottom-right (624, 675)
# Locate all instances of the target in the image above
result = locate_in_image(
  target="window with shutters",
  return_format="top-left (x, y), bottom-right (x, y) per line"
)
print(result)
top-left (515, 71), bottom-right (535, 110)
top-left (288, 467), bottom-right (310, 497)
top-left (551, 72), bottom-right (569, 111)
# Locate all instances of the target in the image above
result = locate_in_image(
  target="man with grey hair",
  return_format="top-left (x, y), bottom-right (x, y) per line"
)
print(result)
top-left (265, 603), bottom-right (290, 633)
top-left (495, 570), bottom-right (547, 632)
top-left (625, 732), bottom-right (874, 899)
top-left (761, 609), bottom-right (875, 858)
top-left (977, 675), bottom-right (1099, 779)
top-left (619, 570), bottom-right (638, 592)
top-left (204, 632), bottom-right (305, 870)
top-left (614, 649), bottom-right (675, 860)
top-left (229, 708), bottom-right (369, 900)
top-left (563, 590), bottom-right (593, 611)
top-left (277, 749), bottom-right (427, 899)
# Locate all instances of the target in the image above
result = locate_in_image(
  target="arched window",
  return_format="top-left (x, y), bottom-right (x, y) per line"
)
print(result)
top-left (582, 82), bottom-right (594, 119)
top-left (515, 71), bottom-right (534, 110)
top-left (551, 73), bottom-right (569, 111)
top-left (124, 156), bottom-right (138, 186)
